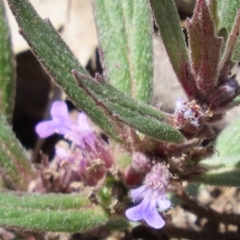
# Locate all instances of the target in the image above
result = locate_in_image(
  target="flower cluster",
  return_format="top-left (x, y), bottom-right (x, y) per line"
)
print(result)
top-left (125, 163), bottom-right (171, 229)
top-left (173, 100), bottom-right (205, 135)
top-left (35, 101), bottom-right (113, 191)
top-left (36, 101), bottom-right (172, 228)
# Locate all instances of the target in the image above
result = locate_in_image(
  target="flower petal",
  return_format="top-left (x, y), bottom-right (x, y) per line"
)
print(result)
top-left (157, 196), bottom-right (171, 211)
top-left (125, 196), bottom-right (165, 229)
top-left (51, 101), bottom-right (70, 121)
top-left (143, 197), bottom-right (165, 229)
top-left (130, 185), bottom-right (149, 202)
top-left (35, 120), bottom-right (57, 138)
top-left (125, 200), bottom-right (147, 222)
top-left (77, 112), bottom-right (92, 132)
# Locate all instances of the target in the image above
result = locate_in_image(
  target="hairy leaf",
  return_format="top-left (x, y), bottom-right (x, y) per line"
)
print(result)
top-left (92, 0), bottom-right (153, 104)
top-left (72, 70), bottom-right (185, 143)
top-left (0, 191), bottom-right (107, 232)
top-left (187, 0), bottom-right (223, 94)
top-left (214, 114), bottom-right (240, 157)
top-left (219, 10), bottom-right (240, 80)
top-left (218, 0), bottom-right (240, 33)
top-left (0, 115), bottom-right (37, 190)
top-left (0, 0), bottom-right (15, 122)
top-left (218, 0), bottom-right (240, 63)
top-left (192, 115), bottom-right (240, 186)
top-left (6, 0), bottom-right (122, 142)
top-left (193, 156), bottom-right (240, 186)
top-left (149, 0), bottom-right (193, 97)
top-left (106, 217), bottom-right (130, 230)
top-left (208, 0), bottom-right (219, 28)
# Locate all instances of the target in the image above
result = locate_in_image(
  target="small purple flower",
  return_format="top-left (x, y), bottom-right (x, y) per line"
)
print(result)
top-left (35, 101), bottom-right (113, 186)
top-left (125, 163), bottom-right (171, 229)
top-left (36, 101), bottom-right (95, 149)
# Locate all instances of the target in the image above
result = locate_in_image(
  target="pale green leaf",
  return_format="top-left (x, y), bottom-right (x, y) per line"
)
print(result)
top-left (6, 0), bottom-right (121, 142)
top-left (0, 191), bottom-right (107, 232)
top-left (0, 0), bottom-right (15, 122)
top-left (193, 156), bottom-right (240, 186)
top-left (73, 70), bottom-right (185, 143)
top-left (149, 0), bottom-right (190, 95)
top-left (92, 0), bottom-right (153, 104)
top-left (0, 115), bottom-right (37, 190)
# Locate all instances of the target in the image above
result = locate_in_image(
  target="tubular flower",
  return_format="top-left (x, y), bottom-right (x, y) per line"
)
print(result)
top-left (125, 163), bottom-right (171, 229)
top-left (36, 101), bottom-right (96, 149)
top-left (35, 101), bottom-right (113, 186)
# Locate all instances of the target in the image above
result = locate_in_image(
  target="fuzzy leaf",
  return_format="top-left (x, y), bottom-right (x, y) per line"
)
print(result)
top-left (6, 0), bottom-right (122, 142)
top-left (0, 115), bottom-right (37, 190)
top-left (106, 217), bottom-right (130, 230)
top-left (0, 191), bottom-right (107, 232)
top-left (92, 0), bottom-right (153, 104)
top-left (219, 10), bottom-right (240, 80)
top-left (208, 0), bottom-right (219, 28)
top-left (187, 0), bottom-right (223, 93)
top-left (0, 0), bottom-right (15, 122)
top-left (218, 0), bottom-right (240, 33)
top-left (214, 114), bottom-right (240, 157)
top-left (191, 114), bottom-right (240, 186)
top-left (72, 70), bottom-right (185, 144)
top-left (192, 156), bottom-right (240, 186)
top-left (149, 0), bottom-right (192, 97)
top-left (218, 0), bottom-right (240, 63)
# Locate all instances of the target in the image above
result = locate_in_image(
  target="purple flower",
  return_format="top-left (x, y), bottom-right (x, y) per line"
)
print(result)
top-left (36, 101), bottom-right (95, 149)
top-left (125, 163), bottom-right (171, 229)
top-left (35, 101), bottom-right (113, 186)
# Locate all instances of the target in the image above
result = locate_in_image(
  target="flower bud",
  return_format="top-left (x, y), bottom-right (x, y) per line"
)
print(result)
top-left (207, 77), bottom-right (239, 110)
top-left (132, 152), bottom-right (151, 173)
top-left (124, 166), bottom-right (145, 186)
top-left (173, 100), bottom-right (205, 134)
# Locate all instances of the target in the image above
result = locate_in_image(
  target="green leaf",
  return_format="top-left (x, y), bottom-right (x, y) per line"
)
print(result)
top-left (192, 156), bottom-right (240, 186)
top-left (0, 115), bottom-right (37, 190)
top-left (106, 216), bottom-right (130, 230)
top-left (72, 70), bottom-right (185, 143)
top-left (149, 0), bottom-right (191, 95)
top-left (0, 191), bottom-right (107, 232)
top-left (0, 0), bottom-right (15, 122)
top-left (218, 0), bottom-right (240, 62)
top-left (215, 114), bottom-right (240, 157)
top-left (208, 0), bottom-right (219, 28)
top-left (218, 0), bottom-right (240, 33)
top-left (219, 10), bottom-right (240, 78)
top-left (191, 113), bottom-right (240, 186)
top-left (92, 0), bottom-right (153, 104)
top-left (6, 0), bottom-right (122, 142)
